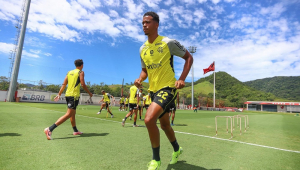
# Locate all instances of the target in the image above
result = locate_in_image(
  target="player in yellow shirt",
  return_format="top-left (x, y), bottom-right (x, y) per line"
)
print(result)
top-left (97, 90), bottom-right (114, 118)
top-left (124, 96), bottom-right (129, 111)
top-left (121, 85), bottom-right (140, 127)
top-left (143, 93), bottom-right (152, 110)
top-left (134, 12), bottom-right (193, 170)
top-left (44, 59), bottom-right (93, 140)
top-left (137, 89), bottom-right (144, 120)
top-left (119, 95), bottom-right (125, 111)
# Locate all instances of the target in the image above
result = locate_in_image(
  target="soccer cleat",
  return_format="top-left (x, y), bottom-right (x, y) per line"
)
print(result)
top-left (44, 127), bottom-right (52, 140)
top-left (171, 123), bottom-right (174, 126)
top-left (73, 131), bottom-right (83, 135)
top-left (170, 147), bottom-right (183, 164)
top-left (147, 160), bottom-right (161, 170)
top-left (97, 112), bottom-right (101, 115)
top-left (129, 117), bottom-right (132, 120)
top-left (122, 119), bottom-right (125, 127)
top-left (111, 115), bottom-right (114, 118)
top-left (133, 124), bottom-right (139, 127)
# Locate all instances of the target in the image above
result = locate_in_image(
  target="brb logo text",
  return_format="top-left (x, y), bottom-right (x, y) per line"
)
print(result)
top-left (147, 61), bottom-right (162, 69)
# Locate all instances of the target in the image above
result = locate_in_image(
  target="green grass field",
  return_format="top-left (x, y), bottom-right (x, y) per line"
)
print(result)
top-left (1, 102), bottom-right (300, 170)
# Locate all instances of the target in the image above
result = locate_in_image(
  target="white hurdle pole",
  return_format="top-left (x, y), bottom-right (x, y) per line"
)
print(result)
top-left (215, 116), bottom-right (233, 139)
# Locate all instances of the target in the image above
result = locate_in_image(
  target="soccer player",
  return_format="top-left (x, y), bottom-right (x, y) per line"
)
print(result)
top-left (121, 85), bottom-right (140, 127)
top-left (44, 59), bottom-right (93, 140)
top-left (135, 12), bottom-right (193, 170)
top-left (193, 105), bottom-right (197, 112)
top-left (137, 89), bottom-right (144, 120)
top-left (124, 96), bottom-right (129, 111)
top-left (169, 100), bottom-right (177, 126)
top-left (119, 95), bottom-right (125, 111)
top-left (97, 90), bottom-right (114, 118)
top-left (143, 93), bottom-right (152, 111)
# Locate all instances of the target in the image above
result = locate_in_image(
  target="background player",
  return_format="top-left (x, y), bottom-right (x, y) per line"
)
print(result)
top-left (122, 85), bottom-right (140, 127)
top-left (137, 89), bottom-right (144, 120)
top-left (44, 59), bottom-right (93, 140)
top-left (119, 95), bottom-right (125, 111)
top-left (124, 96), bottom-right (129, 111)
top-left (169, 99), bottom-right (177, 126)
top-left (97, 90), bottom-right (114, 118)
top-left (143, 93), bottom-right (152, 111)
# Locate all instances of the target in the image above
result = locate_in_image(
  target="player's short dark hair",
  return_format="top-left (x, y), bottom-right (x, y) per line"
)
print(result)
top-left (101, 90), bottom-right (105, 93)
top-left (143, 11), bottom-right (159, 23)
top-left (74, 59), bottom-right (83, 67)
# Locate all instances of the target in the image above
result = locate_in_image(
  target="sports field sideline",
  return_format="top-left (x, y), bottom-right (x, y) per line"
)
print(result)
top-left (1, 102), bottom-right (300, 170)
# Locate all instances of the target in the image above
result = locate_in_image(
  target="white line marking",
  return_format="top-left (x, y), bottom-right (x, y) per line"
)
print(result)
top-left (9, 103), bottom-right (300, 154)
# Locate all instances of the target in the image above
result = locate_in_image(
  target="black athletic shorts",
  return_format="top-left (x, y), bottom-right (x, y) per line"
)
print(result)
top-left (144, 104), bottom-right (150, 109)
top-left (129, 103), bottom-right (137, 111)
top-left (120, 103), bottom-right (124, 106)
top-left (138, 105), bottom-right (143, 110)
top-left (66, 97), bottom-right (79, 110)
top-left (150, 87), bottom-right (177, 118)
top-left (105, 102), bottom-right (110, 109)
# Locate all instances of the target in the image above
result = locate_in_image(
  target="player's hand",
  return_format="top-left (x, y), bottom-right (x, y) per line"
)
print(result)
top-left (89, 93), bottom-right (93, 98)
top-left (134, 78), bottom-right (143, 88)
top-left (54, 95), bottom-right (60, 102)
top-left (175, 80), bottom-right (185, 89)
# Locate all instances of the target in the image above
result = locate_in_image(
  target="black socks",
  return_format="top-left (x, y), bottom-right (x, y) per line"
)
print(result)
top-left (73, 126), bottom-right (78, 132)
top-left (171, 139), bottom-right (179, 152)
top-left (49, 124), bottom-right (57, 132)
top-left (152, 146), bottom-right (160, 161)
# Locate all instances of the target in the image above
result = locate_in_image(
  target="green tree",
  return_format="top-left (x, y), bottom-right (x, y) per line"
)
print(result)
top-left (0, 76), bottom-right (9, 90)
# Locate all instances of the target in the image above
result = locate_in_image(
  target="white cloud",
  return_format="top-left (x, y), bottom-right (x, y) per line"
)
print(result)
top-left (29, 49), bottom-right (41, 54)
top-left (77, 0), bottom-right (101, 10)
top-left (0, 0), bottom-right (23, 21)
top-left (22, 50), bottom-right (40, 58)
top-left (193, 9), bottom-right (206, 25)
top-left (164, 0), bottom-right (174, 6)
top-left (44, 53), bottom-right (52, 56)
top-left (104, 0), bottom-right (120, 6)
top-left (0, 42), bottom-right (14, 54)
top-left (260, 3), bottom-right (286, 18)
top-left (198, 0), bottom-right (207, 3)
top-left (109, 10), bottom-right (119, 18)
top-left (141, 0), bottom-right (162, 8)
top-left (211, 0), bottom-right (221, 4)
top-left (170, 6), bottom-right (194, 28)
top-left (123, 0), bottom-right (144, 20)
top-left (224, 0), bottom-right (238, 2)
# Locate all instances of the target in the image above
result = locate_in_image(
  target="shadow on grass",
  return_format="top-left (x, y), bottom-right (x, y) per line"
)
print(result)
top-left (166, 161), bottom-right (222, 170)
top-left (54, 133), bottom-right (109, 140)
top-left (173, 124), bottom-right (188, 126)
top-left (0, 133), bottom-right (22, 137)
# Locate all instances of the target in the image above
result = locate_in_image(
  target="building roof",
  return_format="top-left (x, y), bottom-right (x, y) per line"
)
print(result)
top-left (244, 101), bottom-right (300, 105)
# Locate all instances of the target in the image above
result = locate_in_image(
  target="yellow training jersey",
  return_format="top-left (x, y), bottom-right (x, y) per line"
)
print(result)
top-left (65, 68), bottom-right (81, 99)
top-left (103, 93), bottom-right (110, 102)
top-left (120, 97), bottom-right (124, 103)
top-left (140, 35), bottom-right (186, 93)
top-left (129, 86), bottom-right (138, 104)
top-left (144, 95), bottom-right (152, 105)
top-left (125, 98), bottom-right (129, 104)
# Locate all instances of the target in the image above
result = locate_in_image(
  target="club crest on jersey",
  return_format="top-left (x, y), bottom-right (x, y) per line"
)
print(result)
top-left (157, 47), bottom-right (163, 53)
top-left (150, 50), bottom-right (154, 56)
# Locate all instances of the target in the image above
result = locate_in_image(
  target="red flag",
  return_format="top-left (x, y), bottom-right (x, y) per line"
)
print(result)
top-left (203, 61), bottom-right (215, 74)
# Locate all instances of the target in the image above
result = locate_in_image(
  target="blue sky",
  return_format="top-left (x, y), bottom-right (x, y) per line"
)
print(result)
top-left (0, 0), bottom-right (300, 86)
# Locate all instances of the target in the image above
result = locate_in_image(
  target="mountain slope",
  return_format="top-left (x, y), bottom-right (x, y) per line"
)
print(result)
top-left (244, 76), bottom-right (300, 101)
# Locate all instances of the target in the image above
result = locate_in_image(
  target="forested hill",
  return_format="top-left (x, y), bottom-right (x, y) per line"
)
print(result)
top-left (244, 76), bottom-right (300, 101)
top-left (194, 71), bottom-right (276, 106)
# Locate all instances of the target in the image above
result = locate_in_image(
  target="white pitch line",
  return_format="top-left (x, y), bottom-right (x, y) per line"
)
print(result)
top-left (9, 103), bottom-right (300, 154)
